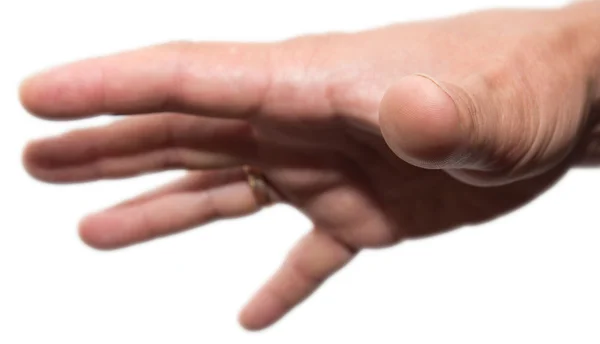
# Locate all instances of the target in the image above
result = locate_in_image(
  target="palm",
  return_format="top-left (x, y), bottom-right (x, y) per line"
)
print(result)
top-left (257, 110), bottom-right (561, 248)
top-left (250, 11), bottom-right (573, 246)
top-left (20, 5), bottom-right (596, 331)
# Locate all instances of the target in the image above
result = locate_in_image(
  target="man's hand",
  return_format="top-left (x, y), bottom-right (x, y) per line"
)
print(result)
top-left (19, 1), bottom-right (600, 330)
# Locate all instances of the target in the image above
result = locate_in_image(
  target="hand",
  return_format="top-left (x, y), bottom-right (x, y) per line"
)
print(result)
top-left (20, 2), bottom-right (600, 330)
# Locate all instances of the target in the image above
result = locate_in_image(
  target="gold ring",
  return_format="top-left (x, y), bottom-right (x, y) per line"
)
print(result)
top-left (242, 165), bottom-right (272, 206)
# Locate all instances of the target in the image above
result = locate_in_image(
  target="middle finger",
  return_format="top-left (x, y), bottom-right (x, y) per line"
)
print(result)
top-left (24, 113), bottom-right (257, 183)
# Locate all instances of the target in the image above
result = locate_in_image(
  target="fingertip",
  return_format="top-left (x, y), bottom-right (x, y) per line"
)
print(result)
top-left (238, 310), bottom-right (262, 332)
top-left (78, 213), bottom-right (106, 250)
top-left (21, 139), bottom-right (40, 175)
top-left (78, 212), bottom-right (121, 251)
top-left (19, 68), bottom-right (57, 118)
top-left (379, 74), bottom-right (465, 169)
top-left (21, 139), bottom-right (58, 182)
top-left (22, 137), bottom-right (75, 183)
top-left (19, 75), bottom-right (33, 111)
top-left (18, 62), bottom-right (102, 120)
top-left (238, 292), bottom-right (284, 332)
top-left (238, 309), bottom-right (264, 332)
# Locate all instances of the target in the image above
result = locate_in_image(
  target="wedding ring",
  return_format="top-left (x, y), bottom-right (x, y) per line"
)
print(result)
top-left (242, 165), bottom-right (272, 206)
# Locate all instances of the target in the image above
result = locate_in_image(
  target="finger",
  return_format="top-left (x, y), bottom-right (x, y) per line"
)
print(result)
top-left (25, 146), bottom-right (242, 183)
top-left (110, 169), bottom-right (245, 210)
top-left (25, 114), bottom-right (253, 168)
top-left (79, 179), bottom-right (258, 250)
top-left (23, 114), bottom-right (256, 183)
top-left (379, 74), bottom-right (581, 186)
top-left (20, 41), bottom-right (276, 119)
top-left (238, 230), bottom-right (356, 331)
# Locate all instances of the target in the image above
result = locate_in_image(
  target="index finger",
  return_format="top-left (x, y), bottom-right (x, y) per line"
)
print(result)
top-left (20, 41), bottom-right (275, 119)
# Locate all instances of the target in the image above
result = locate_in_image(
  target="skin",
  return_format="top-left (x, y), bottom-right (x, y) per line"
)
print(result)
top-left (19, 1), bottom-right (600, 331)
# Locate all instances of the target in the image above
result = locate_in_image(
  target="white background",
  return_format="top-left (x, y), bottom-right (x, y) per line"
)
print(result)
top-left (1, 0), bottom-right (599, 343)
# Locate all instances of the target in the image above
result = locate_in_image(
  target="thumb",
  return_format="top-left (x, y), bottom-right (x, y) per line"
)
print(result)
top-left (379, 74), bottom-right (533, 186)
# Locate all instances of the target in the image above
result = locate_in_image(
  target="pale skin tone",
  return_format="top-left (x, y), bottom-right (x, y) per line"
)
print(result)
top-left (19, 0), bottom-right (600, 331)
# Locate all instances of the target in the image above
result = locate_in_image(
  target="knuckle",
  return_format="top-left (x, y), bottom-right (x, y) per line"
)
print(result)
top-left (160, 148), bottom-right (184, 170)
top-left (287, 254), bottom-right (324, 287)
top-left (263, 34), bottom-right (339, 116)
